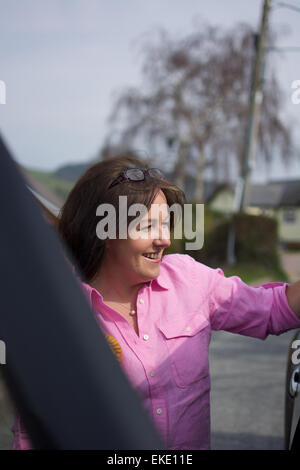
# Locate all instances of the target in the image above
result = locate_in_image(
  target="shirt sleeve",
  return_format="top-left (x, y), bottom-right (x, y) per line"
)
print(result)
top-left (207, 267), bottom-right (300, 339)
top-left (179, 253), bottom-right (300, 339)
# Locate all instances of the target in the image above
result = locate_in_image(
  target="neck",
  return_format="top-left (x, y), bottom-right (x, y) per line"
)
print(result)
top-left (90, 261), bottom-right (145, 305)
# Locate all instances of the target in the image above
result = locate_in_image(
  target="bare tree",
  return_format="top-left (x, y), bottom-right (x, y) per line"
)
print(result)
top-left (104, 22), bottom-right (293, 201)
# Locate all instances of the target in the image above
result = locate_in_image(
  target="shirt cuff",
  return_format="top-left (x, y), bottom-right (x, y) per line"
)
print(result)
top-left (269, 283), bottom-right (300, 333)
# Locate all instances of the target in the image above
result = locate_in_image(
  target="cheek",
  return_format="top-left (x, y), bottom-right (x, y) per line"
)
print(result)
top-left (127, 237), bottom-right (151, 254)
top-left (113, 244), bottom-right (141, 266)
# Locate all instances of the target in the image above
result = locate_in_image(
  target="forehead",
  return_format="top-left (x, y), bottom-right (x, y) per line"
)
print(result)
top-left (142, 190), bottom-right (169, 220)
top-left (152, 189), bottom-right (167, 205)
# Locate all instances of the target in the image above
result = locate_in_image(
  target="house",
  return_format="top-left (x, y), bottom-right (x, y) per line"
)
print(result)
top-left (204, 179), bottom-right (300, 245)
top-left (249, 180), bottom-right (300, 246)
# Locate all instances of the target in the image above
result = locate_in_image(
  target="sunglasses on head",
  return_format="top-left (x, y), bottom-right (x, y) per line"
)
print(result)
top-left (108, 167), bottom-right (165, 189)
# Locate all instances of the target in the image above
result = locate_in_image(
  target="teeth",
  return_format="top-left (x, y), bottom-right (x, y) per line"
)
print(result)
top-left (143, 253), bottom-right (159, 259)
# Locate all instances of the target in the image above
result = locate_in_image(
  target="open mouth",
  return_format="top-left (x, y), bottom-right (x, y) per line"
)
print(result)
top-left (142, 252), bottom-right (161, 261)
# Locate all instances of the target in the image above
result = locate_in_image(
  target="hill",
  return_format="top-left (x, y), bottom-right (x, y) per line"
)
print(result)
top-left (25, 169), bottom-right (74, 202)
top-left (53, 161), bottom-right (92, 183)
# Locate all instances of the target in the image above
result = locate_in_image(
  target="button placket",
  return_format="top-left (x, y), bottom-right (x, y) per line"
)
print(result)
top-left (136, 294), bottom-right (147, 340)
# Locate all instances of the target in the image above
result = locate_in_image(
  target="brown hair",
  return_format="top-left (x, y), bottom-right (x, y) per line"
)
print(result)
top-left (58, 154), bottom-right (185, 283)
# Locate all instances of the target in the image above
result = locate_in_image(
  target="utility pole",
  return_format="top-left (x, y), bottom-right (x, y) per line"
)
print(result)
top-left (227, 0), bottom-right (272, 266)
top-left (238, 0), bottom-right (272, 211)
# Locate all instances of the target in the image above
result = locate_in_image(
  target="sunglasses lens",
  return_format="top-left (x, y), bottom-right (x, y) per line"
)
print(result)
top-left (126, 169), bottom-right (144, 180)
top-left (148, 169), bottom-right (164, 179)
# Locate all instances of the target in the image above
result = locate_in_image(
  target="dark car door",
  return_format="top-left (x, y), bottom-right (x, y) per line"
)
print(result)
top-left (285, 329), bottom-right (300, 449)
top-left (0, 133), bottom-right (163, 450)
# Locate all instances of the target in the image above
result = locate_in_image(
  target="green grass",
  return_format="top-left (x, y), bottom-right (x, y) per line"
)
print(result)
top-left (26, 169), bottom-right (74, 202)
top-left (222, 262), bottom-right (290, 285)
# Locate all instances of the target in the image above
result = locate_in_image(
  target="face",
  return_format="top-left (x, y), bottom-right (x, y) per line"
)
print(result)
top-left (105, 190), bottom-right (171, 285)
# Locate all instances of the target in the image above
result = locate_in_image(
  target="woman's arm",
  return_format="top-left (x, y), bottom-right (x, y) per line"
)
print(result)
top-left (286, 280), bottom-right (300, 318)
top-left (205, 266), bottom-right (300, 338)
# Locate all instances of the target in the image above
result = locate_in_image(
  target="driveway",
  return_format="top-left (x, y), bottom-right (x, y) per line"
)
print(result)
top-left (210, 249), bottom-right (300, 449)
top-left (279, 249), bottom-right (300, 283)
top-left (210, 329), bottom-right (295, 449)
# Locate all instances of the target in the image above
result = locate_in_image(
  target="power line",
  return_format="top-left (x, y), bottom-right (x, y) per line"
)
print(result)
top-left (267, 46), bottom-right (300, 52)
top-left (275, 2), bottom-right (300, 13)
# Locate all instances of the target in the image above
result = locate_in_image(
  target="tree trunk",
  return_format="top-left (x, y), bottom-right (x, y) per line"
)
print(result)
top-left (194, 147), bottom-right (206, 202)
top-left (173, 142), bottom-right (186, 191)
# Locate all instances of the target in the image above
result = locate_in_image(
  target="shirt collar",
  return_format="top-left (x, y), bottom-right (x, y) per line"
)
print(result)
top-left (139, 255), bottom-right (171, 290)
top-left (79, 258), bottom-right (171, 307)
top-left (148, 272), bottom-right (170, 290)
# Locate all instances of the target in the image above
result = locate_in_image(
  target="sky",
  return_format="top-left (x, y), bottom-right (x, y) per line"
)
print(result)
top-left (0, 0), bottom-right (300, 182)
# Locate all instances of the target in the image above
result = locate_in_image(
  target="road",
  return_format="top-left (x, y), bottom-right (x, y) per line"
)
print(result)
top-left (210, 329), bottom-right (295, 449)
top-left (210, 250), bottom-right (300, 449)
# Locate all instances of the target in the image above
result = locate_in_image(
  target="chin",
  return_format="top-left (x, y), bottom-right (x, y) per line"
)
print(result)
top-left (138, 268), bottom-right (160, 282)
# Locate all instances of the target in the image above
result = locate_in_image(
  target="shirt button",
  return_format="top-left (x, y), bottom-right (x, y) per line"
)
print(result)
top-left (150, 370), bottom-right (155, 377)
top-left (139, 298), bottom-right (144, 304)
top-left (143, 334), bottom-right (149, 341)
top-left (156, 408), bottom-right (162, 415)
top-left (186, 326), bottom-right (191, 332)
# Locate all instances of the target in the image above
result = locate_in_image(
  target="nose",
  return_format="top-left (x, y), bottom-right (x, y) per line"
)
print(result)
top-left (153, 225), bottom-right (171, 249)
top-left (153, 238), bottom-right (171, 251)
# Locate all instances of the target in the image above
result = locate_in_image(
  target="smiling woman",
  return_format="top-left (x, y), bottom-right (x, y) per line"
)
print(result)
top-left (58, 154), bottom-right (185, 284)
top-left (55, 154), bottom-right (185, 339)
top-left (11, 153), bottom-right (300, 451)
top-left (92, 190), bottom-right (171, 315)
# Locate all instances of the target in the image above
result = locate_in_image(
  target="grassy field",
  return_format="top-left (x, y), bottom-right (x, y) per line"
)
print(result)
top-left (26, 169), bottom-right (74, 202)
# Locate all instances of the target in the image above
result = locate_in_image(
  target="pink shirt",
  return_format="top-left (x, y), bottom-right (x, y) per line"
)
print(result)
top-left (12, 253), bottom-right (300, 450)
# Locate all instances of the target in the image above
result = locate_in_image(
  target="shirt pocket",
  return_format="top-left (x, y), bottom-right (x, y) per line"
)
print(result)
top-left (158, 315), bottom-right (210, 388)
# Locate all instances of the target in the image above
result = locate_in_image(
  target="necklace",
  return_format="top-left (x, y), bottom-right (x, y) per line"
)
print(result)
top-left (116, 302), bottom-right (136, 316)
top-left (97, 282), bottom-right (137, 316)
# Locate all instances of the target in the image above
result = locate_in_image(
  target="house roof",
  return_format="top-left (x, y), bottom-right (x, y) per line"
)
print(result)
top-left (181, 174), bottom-right (300, 208)
top-left (249, 183), bottom-right (285, 207)
top-left (249, 180), bottom-right (300, 207)
top-left (280, 180), bottom-right (300, 206)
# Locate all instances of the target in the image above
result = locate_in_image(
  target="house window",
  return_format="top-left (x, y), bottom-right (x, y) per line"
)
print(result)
top-left (283, 208), bottom-right (296, 224)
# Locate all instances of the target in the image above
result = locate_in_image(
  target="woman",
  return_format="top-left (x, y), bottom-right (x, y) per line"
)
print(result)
top-left (12, 155), bottom-right (300, 450)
